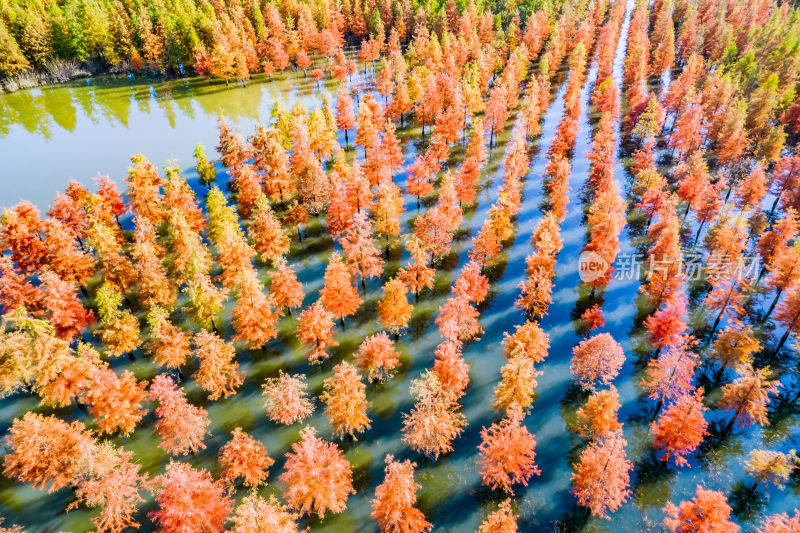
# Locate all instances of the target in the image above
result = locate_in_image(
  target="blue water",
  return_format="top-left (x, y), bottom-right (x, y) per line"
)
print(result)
top-left (0, 27), bottom-right (798, 533)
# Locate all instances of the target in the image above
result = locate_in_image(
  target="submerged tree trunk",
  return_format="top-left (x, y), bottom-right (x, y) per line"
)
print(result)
top-left (764, 288), bottom-right (783, 321)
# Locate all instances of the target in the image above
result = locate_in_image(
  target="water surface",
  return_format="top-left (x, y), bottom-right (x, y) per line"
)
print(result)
top-left (0, 35), bottom-right (798, 533)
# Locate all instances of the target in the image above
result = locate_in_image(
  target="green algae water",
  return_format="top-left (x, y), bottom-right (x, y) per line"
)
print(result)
top-left (0, 29), bottom-right (799, 533)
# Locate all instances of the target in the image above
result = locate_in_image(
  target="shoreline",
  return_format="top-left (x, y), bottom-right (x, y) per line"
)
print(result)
top-left (0, 58), bottom-right (148, 93)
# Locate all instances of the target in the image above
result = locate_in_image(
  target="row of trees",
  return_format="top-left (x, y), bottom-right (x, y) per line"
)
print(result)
top-left (572, 0), bottom-right (800, 527)
top-left (0, 0), bottom-right (555, 82)
top-left (2, 0), bottom-right (800, 528)
top-left (0, 0), bottom-right (572, 530)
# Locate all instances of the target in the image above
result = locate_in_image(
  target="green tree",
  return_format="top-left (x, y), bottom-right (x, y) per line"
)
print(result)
top-left (0, 18), bottom-right (30, 76)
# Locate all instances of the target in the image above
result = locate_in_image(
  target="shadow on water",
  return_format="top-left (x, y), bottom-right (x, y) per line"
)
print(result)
top-left (1, 18), bottom-right (799, 533)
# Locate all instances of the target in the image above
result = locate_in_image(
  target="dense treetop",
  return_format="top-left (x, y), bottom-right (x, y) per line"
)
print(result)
top-left (2, 0), bottom-right (800, 529)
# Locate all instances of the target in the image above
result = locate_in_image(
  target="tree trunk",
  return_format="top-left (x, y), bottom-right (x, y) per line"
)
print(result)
top-left (774, 327), bottom-right (793, 356)
top-left (692, 217), bottom-right (706, 249)
top-left (755, 265), bottom-right (767, 286)
top-left (708, 286), bottom-right (735, 341)
top-left (764, 287), bottom-right (783, 321)
top-left (767, 191), bottom-right (782, 221)
top-left (681, 203), bottom-right (691, 225)
top-left (790, 386), bottom-right (800, 406)
top-left (708, 308), bottom-right (723, 340)
top-left (651, 397), bottom-right (664, 421)
top-left (775, 310), bottom-right (800, 355)
top-left (723, 409), bottom-right (739, 437)
top-left (712, 362), bottom-right (728, 386)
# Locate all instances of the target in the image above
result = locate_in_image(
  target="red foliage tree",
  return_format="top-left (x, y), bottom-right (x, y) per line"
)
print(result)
top-left (2, 412), bottom-right (93, 492)
top-left (453, 260), bottom-right (490, 305)
top-left (71, 445), bottom-right (150, 533)
top-left (485, 83), bottom-right (509, 147)
top-left (477, 499), bottom-right (519, 533)
top-left (0, 258), bottom-right (44, 314)
top-left (48, 191), bottom-right (88, 245)
top-left (478, 407), bottom-right (541, 493)
top-left (231, 269), bottom-right (280, 349)
top-left (249, 196), bottom-right (290, 263)
top-left (356, 332), bottom-right (401, 382)
top-left (228, 494), bottom-right (304, 533)
top-left (336, 85), bottom-right (356, 144)
top-left (571, 430), bottom-right (633, 518)
top-left (146, 307), bottom-right (191, 369)
top-left (269, 259), bottom-right (305, 315)
top-left (192, 330), bottom-right (243, 400)
top-left (431, 339), bottom-right (470, 396)
top-left (435, 295), bottom-right (483, 344)
top-left (40, 271), bottom-right (94, 341)
top-left (0, 202), bottom-right (49, 273)
top-left (219, 427), bottom-right (274, 489)
top-left (758, 510), bottom-right (800, 533)
top-left (95, 175), bottom-right (126, 224)
top-left (125, 154), bottom-right (165, 227)
top-left (643, 337), bottom-right (699, 412)
top-left (575, 386), bottom-right (622, 441)
top-left (570, 333), bottom-right (626, 391)
top-left (131, 217), bottom-right (176, 309)
top-left (149, 461), bottom-right (233, 533)
top-left (320, 252), bottom-right (362, 325)
top-left (402, 371), bottom-right (466, 459)
top-left (515, 268), bottom-right (554, 320)
top-left (297, 302), bottom-right (338, 362)
top-left (502, 321), bottom-right (550, 363)
top-left (341, 211), bottom-right (385, 286)
top-left (149, 374), bottom-right (209, 456)
top-left (663, 486), bottom-right (740, 532)
top-left (406, 156), bottom-right (434, 205)
top-left (85, 367), bottom-right (148, 436)
top-left (279, 426), bottom-right (355, 518)
top-left (651, 388), bottom-right (709, 467)
top-left (644, 296), bottom-right (689, 353)
top-left (580, 305), bottom-right (605, 334)
top-left (262, 371), bottom-right (314, 425)
top-left (371, 455), bottom-right (432, 533)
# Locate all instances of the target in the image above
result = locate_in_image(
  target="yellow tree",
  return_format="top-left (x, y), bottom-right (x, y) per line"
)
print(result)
top-left (377, 278), bottom-right (414, 335)
top-left (321, 361), bottom-right (371, 439)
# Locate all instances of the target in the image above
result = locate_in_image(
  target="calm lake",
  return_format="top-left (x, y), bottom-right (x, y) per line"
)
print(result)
top-left (0, 16), bottom-right (798, 533)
